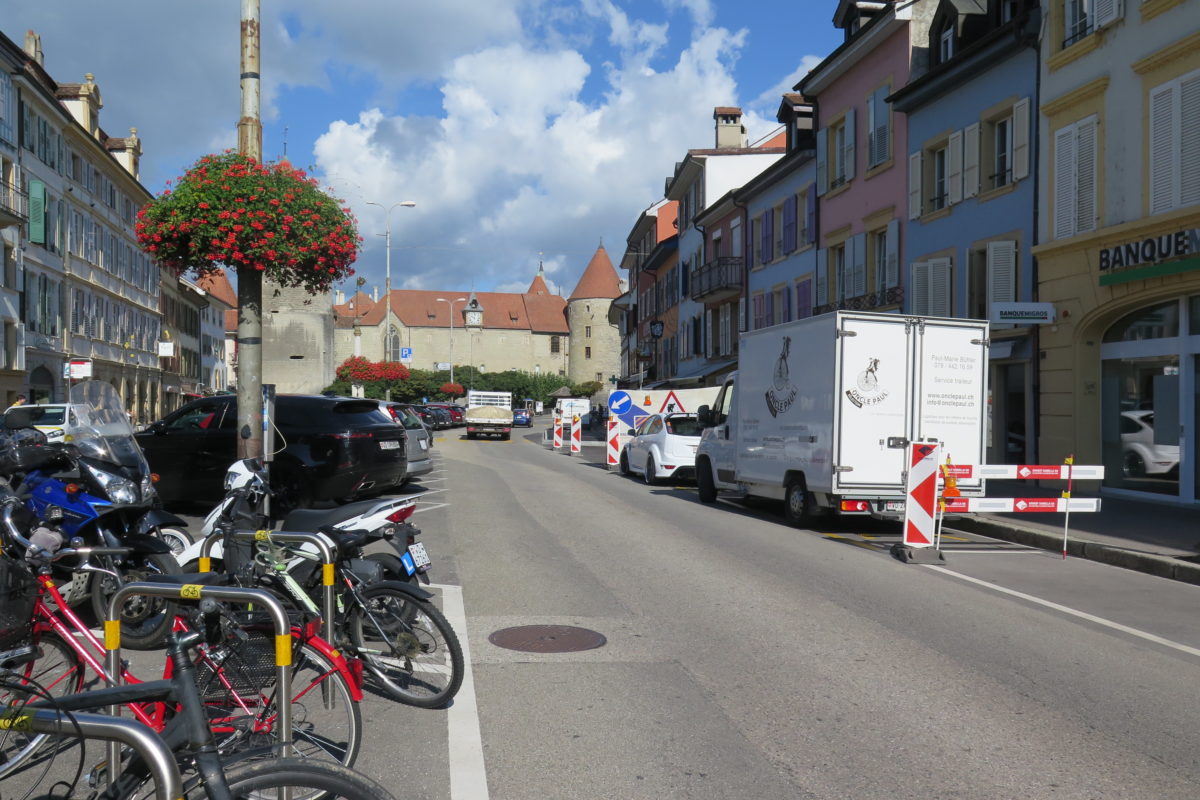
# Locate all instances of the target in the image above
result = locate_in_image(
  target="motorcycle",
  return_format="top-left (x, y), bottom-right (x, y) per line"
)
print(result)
top-left (6, 380), bottom-right (185, 648)
top-left (177, 458), bottom-right (431, 585)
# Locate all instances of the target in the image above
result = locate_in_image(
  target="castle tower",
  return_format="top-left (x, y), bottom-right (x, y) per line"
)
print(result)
top-left (567, 245), bottom-right (623, 387)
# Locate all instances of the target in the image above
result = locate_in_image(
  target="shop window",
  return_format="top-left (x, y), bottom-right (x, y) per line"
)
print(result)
top-left (1102, 301), bottom-right (1179, 342)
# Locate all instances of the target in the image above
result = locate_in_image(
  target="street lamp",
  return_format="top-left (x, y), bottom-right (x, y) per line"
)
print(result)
top-left (365, 200), bottom-right (417, 364)
top-left (436, 296), bottom-right (467, 385)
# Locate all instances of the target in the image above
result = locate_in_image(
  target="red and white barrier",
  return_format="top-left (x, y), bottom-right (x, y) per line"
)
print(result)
top-left (902, 443), bottom-right (940, 549)
top-left (552, 414), bottom-right (562, 448)
top-left (570, 415), bottom-right (581, 454)
top-left (940, 497), bottom-right (1100, 513)
top-left (606, 419), bottom-right (619, 467)
top-left (941, 464), bottom-right (1103, 480)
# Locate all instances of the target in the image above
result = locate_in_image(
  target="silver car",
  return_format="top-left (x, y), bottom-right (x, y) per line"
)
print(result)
top-left (384, 402), bottom-right (434, 486)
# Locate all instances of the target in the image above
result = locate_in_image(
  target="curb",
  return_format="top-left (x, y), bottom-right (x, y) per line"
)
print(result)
top-left (952, 516), bottom-right (1200, 587)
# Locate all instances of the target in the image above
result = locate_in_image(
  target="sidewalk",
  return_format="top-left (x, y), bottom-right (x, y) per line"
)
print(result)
top-left (952, 480), bottom-right (1200, 586)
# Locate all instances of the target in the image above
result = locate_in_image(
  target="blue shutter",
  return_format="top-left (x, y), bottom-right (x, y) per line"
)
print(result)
top-left (762, 212), bottom-right (774, 263)
top-left (805, 185), bottom-right (817, 244)
top-left (782, 195), bottom-right (797, 253)
top-left (747, 219), bottom-right (756, 268)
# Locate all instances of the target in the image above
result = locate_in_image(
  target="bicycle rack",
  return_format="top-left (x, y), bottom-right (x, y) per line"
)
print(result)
top-left (104, 583), bottom-right (295, 778)
top-left (198, 529), bottom-right (338, 637)
top-left (1, 708), bottom-right (182, 800)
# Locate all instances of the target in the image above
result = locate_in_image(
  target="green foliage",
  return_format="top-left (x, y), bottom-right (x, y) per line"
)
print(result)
top-left (322, 365), bottom-right (595, 406)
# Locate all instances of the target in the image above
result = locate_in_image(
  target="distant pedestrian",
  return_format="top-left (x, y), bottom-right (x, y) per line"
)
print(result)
top-left (12, 394), bottom-right (26, 406)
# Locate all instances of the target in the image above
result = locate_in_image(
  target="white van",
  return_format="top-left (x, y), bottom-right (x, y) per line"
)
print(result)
top-left (3, 403), bottom-right (81, 443)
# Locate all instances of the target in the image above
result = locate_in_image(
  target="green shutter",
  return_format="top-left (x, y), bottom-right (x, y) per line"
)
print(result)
top-left (28, 179), bottom-right (45, 244)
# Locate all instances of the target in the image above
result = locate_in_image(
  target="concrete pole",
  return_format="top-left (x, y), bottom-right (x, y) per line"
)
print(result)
top-left (236, 0), bottom-right (264, 459)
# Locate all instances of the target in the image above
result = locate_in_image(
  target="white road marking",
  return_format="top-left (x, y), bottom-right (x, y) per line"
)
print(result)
top-left (925, 566), bottom-right (1200, 658)
top-left (413, 502), bottom-right (448, 514)
top-left (938, 549), bottom-right (1042, 554)
top-left (431, 582), bottom-right (489, 800)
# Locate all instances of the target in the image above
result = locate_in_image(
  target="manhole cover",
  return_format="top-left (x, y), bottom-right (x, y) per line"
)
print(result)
top-left (488, 625), bottom-right (607, 653)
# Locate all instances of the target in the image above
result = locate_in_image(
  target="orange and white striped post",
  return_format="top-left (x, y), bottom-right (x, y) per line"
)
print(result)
top-left (552, 412), bottom-right (562, 448)
top-left (570, 414), bottom-right (582, 454)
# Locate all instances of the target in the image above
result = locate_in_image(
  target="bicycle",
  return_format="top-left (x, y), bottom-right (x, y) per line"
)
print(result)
top-left (0, 500), bottom-right (364, 778)
top-left (0, 623), bottom-right (396, 800)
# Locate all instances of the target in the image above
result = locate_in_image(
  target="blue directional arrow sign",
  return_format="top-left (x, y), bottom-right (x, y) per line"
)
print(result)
top-left (608, 391), bottom-right (632, 415)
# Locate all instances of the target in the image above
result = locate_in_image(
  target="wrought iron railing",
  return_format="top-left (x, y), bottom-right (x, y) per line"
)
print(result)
top-left (690, 256), bottom-right (743, 301)
top-left (814, 286), bottom-right (904, 316)
top-left (0, 178), bottom-right (28, 222)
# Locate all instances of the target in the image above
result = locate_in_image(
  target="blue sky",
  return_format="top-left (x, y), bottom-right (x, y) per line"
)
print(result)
top-left (9, 1), bottom-right (841, 297)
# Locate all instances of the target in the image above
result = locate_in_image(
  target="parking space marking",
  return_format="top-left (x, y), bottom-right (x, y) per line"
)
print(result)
top-left (414, 502), bottom-right (448, 514)
top-left (430, 582), bottom-right (490, 800)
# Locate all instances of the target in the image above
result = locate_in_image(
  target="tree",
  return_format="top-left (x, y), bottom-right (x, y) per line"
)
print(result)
top-left (138, 151), bottom-right (359, 457)
top-left (440, 382), bottom-right (464, 399)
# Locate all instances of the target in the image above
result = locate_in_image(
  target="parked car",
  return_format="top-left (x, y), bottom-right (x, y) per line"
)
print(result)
top-left (1121, 409), bottom-right (1179, 477)
top-left (619, 412), bottom-right (705, 485)
top-left (136, 394), bottom-right (406, 509)
top-left (426, 403), bottom-right (464, 426)
top-left (399, 404), bottom-right (436, 430)
top-left (512, 407), bottom-right (532, 427)
top-left (427, 405), bottom-right (452, 430)
top-left (383, 402), bottom-right (433, 485)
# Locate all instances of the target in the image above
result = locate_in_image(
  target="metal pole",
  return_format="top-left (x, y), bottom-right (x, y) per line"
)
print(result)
top-left (236, 0), bottom-right (264, 460)
top-left (384, 223), bottom-right (391, 399)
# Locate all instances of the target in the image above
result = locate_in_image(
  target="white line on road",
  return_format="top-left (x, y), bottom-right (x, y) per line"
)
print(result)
top-left (431, 582), bottom-right (489, 800)
top-left (413, 502), bottom-right (448, 514)
top-left (925, 566), bottom-right (1200, 658)
top-left (938, 549), bottom-right (1043, 554)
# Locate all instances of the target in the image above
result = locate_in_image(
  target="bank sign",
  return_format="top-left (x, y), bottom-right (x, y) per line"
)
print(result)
top-left (1099, 227), bottom-right (1200, 272)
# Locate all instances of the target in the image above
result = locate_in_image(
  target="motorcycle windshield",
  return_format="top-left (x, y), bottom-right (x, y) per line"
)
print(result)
top-left (66, 380), bottom-right (150, 475)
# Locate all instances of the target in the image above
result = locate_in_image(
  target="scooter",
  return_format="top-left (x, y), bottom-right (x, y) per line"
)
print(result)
top-left (176, 458), bottom-right (431, 584)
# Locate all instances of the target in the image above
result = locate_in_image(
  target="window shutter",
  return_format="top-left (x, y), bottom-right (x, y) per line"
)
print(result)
top-left (929, 257), bottom-right (952, 317)
top-left (1180, 73), bottom-right (1200, 207)
top-left (747, 219), bottom-right (755, 268)
top-left (1094, 0), bottom-right (1122, 28)
top-left (1149, 83), bottom-right (1176, 214)
top-left (852, 233), bottom-right (867, 297)
top-left (963, 123), bottom-right (980, 199)
top-left (816, 127), bottom-right (829, 196)
top-left (948, 129), bottom-right (963, 205)
top-left (874, 86), bottom-right (890, 165)
top-left (842, 107), bottom-right (856, 181)
top-left (28, 180), bottom-right (45, 244)
top-left (14, 324), bottom-right (24, 371)
top-left (1012, 97), bottom-right (1030, 180)
top-left (805, 185), bottom-right (817, 244)
top-left (705, 309), bottom-right (715, 357)
top-left (885, 219), bottom-right (899, 289)
top-left (782, 194), bottom-right (797, 253)
top-left (738, 296), bottom-right (746, 333)
top-left (762, 210), bottom-right (774, 262)
top-left (910, 261), bottom-right (929, 315)
top-left (987, 240), bottom-right (1017, 315)
top-left (1075, 117), bottom-right (1097, 235)
top-left (816, 249), bottom-right (827, 306)
top-left (908, 151), bottom-right (923, 219)
top-left (1053, 125), bottom-right (1077, 239)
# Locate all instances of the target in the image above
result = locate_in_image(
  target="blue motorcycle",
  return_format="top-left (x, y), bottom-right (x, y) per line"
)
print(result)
top-left (5, 381), bottom-right (187, 649)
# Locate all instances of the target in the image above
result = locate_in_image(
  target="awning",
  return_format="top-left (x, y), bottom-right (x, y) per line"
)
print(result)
top-left (651, 358), bottom-right (736, 387)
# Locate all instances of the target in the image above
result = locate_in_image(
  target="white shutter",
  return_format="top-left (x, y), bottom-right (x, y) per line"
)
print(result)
top-left (1094, 0), bottom-right (1123, 28)
top-left (816, 127), bottom-right (829, 196)
top-left (1180, 73), bottom-right (1200, 207)
top-left (1149, 83), bottom-right (1176, 214)
top-left (885, 219), bottom-right (899, 289)
top-left (948, 129), bottom-right (963, 205)
top-left (1075, 117), bottom-right (1097, 234)
top-left (14, 324), bottom-right (25, 371)
top-left (842, 107), bottom-right (856, 181)
top-left (1053, 125), bottom-right (1077, 239)
top-left (910, 261), bottom-right (929, 316)
top-left (963, 123), bottom-right (980, 199)
top-left (815, 249), bottom-right (827, 305)
top-left (908, 151), bottom-right (923, 219)
top-left (987, 240), bottom-right (1017, 317)
top-left (1012, 97), bottom-right (1030, 181)
top-left (929, 257), bottom-right (952, 318)
top-left (852, 233), bottom-right (867, 297)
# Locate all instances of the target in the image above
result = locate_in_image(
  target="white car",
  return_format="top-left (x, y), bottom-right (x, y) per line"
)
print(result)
top-left (1121, 409), bottom-right (1178, 477)
top-left (3, 403), bottom-right (81, 443)
top-left (619, 412), bottom-right (705, 485)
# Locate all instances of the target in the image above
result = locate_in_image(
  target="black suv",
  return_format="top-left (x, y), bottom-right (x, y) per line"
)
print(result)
top-left (137, 395), bottom-right (406, 509)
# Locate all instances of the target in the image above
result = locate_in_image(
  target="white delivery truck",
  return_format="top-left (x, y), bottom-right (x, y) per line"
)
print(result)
top-left (555, 397), bottom-right (591, 423)
top-left (465, 390), bottom-right (514, 440)
top-left (695, 310), bottom-right (989, 525)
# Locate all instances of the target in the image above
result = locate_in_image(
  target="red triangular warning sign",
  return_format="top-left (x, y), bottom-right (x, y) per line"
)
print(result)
top-left (659, 390), bottom-right (687, 414)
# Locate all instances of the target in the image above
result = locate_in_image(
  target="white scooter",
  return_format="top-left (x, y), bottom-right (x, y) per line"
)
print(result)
top-left (175, 459), bottom-right (431, 584)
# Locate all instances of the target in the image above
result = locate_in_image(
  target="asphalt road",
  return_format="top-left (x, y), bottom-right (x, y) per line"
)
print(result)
top-left (12, 426), bottom-right (1200, 799)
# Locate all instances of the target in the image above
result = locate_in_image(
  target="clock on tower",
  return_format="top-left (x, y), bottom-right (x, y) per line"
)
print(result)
top-left (465, 310), bottom-right (482, 326)
top-left (463, 293), bottom-right (484, 328)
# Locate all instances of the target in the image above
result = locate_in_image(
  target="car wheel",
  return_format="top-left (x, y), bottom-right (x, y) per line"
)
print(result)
top-left (644, 456), bottom-right (659, 486)
top-left (618, 450), bottom-right (630, 476)
top-left (784, 479), bottom-right (814, 528)
top-left (1123, 451), bottom-right (1146, 478)
top-left (696, 458), bottom-right (717, 503)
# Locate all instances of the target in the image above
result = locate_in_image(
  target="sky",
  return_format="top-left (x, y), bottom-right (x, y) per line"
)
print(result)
top-left (7, 1), bottom-right (841, 298)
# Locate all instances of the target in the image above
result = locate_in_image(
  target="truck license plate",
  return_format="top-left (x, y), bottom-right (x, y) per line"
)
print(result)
top-left (380, 440), bottom-right (400, 449)
top-left (885, 501), bottom-right (905, 512)
top-left (408, 542), bottom-right (431, 569)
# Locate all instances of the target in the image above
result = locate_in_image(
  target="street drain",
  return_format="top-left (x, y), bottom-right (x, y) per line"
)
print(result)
top-left (488, 625), bottom-right (607, 653)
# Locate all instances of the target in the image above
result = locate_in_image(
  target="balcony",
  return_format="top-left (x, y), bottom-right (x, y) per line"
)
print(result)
top-left (690, 256), bottom-right (743, 302)
top-left (0, 178), bottom-right (28, 228)
top-left (814, 286), bottom-right (904, 316)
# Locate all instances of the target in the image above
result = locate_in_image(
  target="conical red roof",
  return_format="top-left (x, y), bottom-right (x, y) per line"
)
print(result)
top-left (527, 272), bottom-right (550, 295)
top-left (569, 245), bottom-right (621, 300)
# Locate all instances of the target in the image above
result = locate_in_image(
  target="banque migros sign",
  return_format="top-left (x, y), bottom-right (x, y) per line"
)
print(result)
top-left (1098, 227), bottom-right (1200, 271)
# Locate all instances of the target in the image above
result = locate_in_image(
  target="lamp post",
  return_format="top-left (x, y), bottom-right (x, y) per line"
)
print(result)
top-left (436, 296), bottom-right (467, 386)
top-left (365, 200), bottom-right (417, 367)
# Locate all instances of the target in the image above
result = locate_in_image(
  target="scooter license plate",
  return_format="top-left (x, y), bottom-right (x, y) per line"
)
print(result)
top-left (408, 542), bottom-right (432, 569)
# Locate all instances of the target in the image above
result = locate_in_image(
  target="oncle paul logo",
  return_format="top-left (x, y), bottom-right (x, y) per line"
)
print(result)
top-left (765, 336), bottom-right (798, 418)
top-left (845, 357), bottom-right (889, 408)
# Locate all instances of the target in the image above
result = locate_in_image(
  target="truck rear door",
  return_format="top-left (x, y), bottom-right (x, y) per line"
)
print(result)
top-left (833, 313), bottom-right (913, 492)
top-left (913, 318), bottom-right (988, 492)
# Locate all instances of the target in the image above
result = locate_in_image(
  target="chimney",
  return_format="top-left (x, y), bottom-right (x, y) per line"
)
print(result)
top-left (23, 31), bottom-right (43, 65)
top-left (714, 106), bottom-right (746, 149)
top-left (335, 290), bottom-right (345, 305)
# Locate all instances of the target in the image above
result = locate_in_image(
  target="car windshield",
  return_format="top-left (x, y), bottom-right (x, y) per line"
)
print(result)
top-left (331, 400), bottom-right (393, 426)
top-left (19, 407), bottom-right (66, 426)
top-left (67, 380), bottom-right (149, 472)
top-left (666, 416), bottom-right (703, 436)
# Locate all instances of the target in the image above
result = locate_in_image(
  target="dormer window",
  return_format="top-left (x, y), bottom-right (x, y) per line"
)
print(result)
top-left (939, 26), bottom-right (955, 63)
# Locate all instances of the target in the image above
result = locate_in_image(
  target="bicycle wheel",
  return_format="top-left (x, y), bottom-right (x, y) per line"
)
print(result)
top-left (196, 636), bottom-right (362, 768)
top-left (224, 757), bottom-right (397, 800)
top-left (0, 630), bottom-right (85, 779)
top-left (348, 582), bottom-right (463, 708)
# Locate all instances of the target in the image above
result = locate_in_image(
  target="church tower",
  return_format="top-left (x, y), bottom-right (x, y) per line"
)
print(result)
top-left (566, 245), bottom-right (623, 387)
